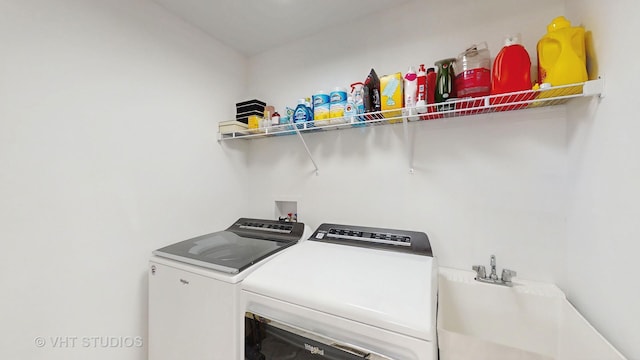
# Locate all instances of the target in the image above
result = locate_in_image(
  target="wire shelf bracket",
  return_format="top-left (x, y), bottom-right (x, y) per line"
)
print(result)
top-left (294, 125), bottom-right (319, 176)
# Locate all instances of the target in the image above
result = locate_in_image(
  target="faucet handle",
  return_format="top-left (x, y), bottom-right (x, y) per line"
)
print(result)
top-left (472, 265), bottom-right (486, 279)
top-left (501, 269), bottom-right (517, 283)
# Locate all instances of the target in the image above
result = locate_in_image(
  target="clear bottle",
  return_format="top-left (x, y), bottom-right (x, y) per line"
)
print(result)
top-left (454, 42), bottom-right (491, 98)
top-left (350, 82), bottom-right (366, 127)
top-left (344, 95), bottom-right (356, 124)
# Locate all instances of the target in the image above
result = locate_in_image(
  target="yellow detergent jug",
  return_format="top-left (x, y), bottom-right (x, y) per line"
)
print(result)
top-left (537, 16), bottom-right (587, 87)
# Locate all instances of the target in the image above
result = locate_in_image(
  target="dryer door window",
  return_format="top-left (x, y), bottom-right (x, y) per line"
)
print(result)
top-left (245, 313), bottom-right (394, 360)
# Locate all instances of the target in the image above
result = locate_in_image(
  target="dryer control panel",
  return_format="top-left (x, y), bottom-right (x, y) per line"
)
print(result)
top-left (310, 223), bottom-right (432, 256)
top-left (229, 218), bottom-right (305, 243)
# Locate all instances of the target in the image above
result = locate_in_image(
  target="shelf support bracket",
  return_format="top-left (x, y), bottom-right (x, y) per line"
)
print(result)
top-left (402, 113), bottom-right (415, 174)
top-left (294, 125), bottom-right (319, 176)
top-left (583, 76), bottom-right (605, 98)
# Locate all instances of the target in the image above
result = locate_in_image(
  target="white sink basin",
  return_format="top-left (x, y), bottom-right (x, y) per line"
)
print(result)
top-left (437, 267), bottom-right (626, 360)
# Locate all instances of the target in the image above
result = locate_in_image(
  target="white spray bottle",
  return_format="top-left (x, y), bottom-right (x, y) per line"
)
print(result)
top-left (404, 66), bottom-right (418, 121)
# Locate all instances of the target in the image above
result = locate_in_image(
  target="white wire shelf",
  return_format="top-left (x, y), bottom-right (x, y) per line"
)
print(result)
top-left (218, 79), bottom-right (603, 141)
top-left (218, 78), bottom-right (603, 175)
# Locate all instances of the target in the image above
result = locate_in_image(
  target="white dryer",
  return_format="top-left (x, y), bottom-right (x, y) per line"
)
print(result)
top-left (241, 223), bottom-right (438, 360)
top-left (148, 218), bottom-right (308, 360)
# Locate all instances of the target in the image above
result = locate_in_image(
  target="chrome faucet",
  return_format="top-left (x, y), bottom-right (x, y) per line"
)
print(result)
top-left (489, 254), bottom-right (498, 280)
top-left (472, 255), bottom-right (517, 286)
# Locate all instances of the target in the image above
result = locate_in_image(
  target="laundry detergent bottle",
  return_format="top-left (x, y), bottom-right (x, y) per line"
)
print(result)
top-left (492, 34), bottom-right (532, 95)
top-left (537, 16), bottom-right (587, 86)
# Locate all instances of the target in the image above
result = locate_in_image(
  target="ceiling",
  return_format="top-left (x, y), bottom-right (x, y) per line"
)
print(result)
top-left (152, 0), bottom-right (413, 56)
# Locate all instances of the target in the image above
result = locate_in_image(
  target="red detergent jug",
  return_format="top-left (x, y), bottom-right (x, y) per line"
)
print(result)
top-left (491, 34), bottom-right (534, 110)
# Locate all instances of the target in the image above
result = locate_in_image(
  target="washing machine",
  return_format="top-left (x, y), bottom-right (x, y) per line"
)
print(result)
top-left (241, 223), bottom-right (438, 360)
top-left (148, 218), bottom-right (308, 360)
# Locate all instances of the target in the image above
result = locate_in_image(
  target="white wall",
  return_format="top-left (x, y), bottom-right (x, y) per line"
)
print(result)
top-left (565, 0), bottom-right (640, 358)
top-left (2, 1), bottom-right (635, 359)
top-left (0, 1), bottom-right (248, 359)
top-left (245, 0), bottom-right (568, 282)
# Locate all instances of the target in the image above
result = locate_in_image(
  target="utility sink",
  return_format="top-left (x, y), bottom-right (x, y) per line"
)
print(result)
top-left (437, 267), bottom-right (626, 360)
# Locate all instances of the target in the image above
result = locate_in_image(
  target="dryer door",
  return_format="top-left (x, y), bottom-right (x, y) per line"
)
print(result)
top-left (245, 312), bottom-right (394, 360)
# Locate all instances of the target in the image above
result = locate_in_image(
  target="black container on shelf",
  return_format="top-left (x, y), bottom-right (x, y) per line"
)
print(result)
top-left (236, 99), bottom-right (266, 115)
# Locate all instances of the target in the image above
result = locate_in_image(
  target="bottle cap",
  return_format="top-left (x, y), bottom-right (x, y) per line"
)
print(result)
top-left (504, 33), bottom-right (522, 46)
top-left (548, 16), bottom-right (571, 32)
top-left (405, 67), bottom-right (417, 81)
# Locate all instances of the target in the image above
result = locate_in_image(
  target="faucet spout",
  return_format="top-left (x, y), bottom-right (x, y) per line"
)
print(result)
top-left (489, 254), bottom-right (498, 280)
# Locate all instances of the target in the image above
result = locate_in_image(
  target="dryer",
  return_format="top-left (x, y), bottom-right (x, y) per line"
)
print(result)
top-left (241, 223), bottom-right (438, 360)
top-left (148, 218), bottom-right (307, 360)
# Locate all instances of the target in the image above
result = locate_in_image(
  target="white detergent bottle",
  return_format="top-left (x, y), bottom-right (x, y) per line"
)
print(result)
top-left (404, 66), bottom-right (418, 121)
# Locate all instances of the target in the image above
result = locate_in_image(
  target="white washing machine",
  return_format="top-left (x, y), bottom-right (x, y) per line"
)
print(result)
top-left (241, 223), bottom-right (438, 360)
top-left (148, 218), bottom-right (308, 360)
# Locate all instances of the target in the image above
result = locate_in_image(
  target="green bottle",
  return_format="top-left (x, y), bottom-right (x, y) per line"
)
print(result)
top-left (434, 58), bottom-right (457, 103)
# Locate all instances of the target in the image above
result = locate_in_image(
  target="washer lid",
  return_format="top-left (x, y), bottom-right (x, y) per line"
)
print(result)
top-left (153, 218), bottom-right (305, 274)
top-left (242, 241), bottom-right (437, 341)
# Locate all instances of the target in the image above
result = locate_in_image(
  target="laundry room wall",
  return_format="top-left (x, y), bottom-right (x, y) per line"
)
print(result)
top-left (565, 0), bottom-right (640, 358)
top-left (0, 1), bottom-right (248, 359)
top-left (242, 0), bottom-right (568, 283)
